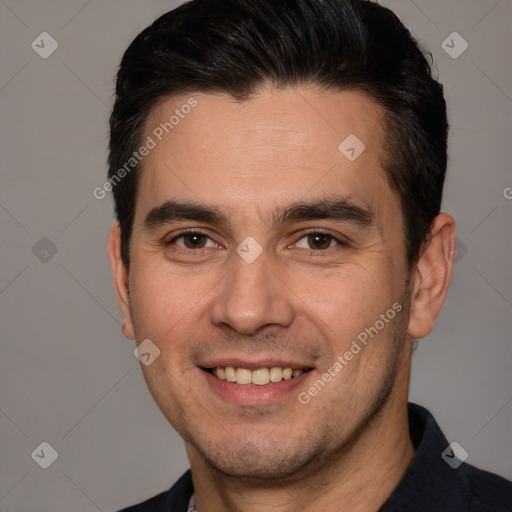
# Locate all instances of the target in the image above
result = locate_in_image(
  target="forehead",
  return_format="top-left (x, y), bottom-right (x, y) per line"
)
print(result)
top-left (136, 87), bottom-right (397, 225)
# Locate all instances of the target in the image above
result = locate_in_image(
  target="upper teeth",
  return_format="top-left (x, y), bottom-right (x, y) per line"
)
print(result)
top-left (213, 366), bottom-right (304, 385)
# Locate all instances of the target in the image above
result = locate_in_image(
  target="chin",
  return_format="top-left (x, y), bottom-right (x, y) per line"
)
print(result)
top-left (190, 431), bottom-right (327, 482)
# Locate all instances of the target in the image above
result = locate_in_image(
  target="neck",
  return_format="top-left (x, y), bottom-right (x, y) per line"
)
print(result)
top-left (187, 365), bottom-right (415, 512)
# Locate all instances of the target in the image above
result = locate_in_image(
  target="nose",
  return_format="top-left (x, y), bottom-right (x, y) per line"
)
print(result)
top-left (210, 250), bottom-right (295, 335)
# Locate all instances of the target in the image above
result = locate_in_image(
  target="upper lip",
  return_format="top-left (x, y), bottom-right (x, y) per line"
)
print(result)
top-left (199, 357), bottom-right (313, 371)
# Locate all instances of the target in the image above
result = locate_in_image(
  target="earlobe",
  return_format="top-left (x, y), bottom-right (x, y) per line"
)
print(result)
top-left (407, 213), bottom-right (456, 339)
top-left (108, 224), bottom-right (136, 340)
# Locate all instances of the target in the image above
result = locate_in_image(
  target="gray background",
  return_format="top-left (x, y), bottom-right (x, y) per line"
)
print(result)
top-left (0, 0), bottom-right (511, 510)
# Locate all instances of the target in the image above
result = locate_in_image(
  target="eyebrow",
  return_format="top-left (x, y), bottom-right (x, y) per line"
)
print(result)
top-left (142, 197), bottom-right (374, 232)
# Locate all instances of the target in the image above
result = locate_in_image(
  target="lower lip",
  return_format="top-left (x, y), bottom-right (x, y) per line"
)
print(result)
top-left (201, 369), bottom-right (312, 405)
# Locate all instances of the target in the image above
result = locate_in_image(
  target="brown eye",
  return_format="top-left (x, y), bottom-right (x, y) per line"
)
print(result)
top-left (182, 233), bottom-right (208, 249)
top-left (307, 233), bottom-right (333, 250)
top-left (167, 232), bottom-right (215, 250)
top-left (296, 232), bottom-right (339, 251)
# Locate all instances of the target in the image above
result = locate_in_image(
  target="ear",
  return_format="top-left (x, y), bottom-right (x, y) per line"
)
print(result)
top-left (407, 213), bottom-right (456, 339)
top-left (108, 224), bottom-right (136, 340)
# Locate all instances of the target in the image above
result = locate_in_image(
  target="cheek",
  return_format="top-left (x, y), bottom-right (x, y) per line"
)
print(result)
top-left (294, 264), bottom-right (393, 339)
top-left (128, 262), bottom-right (207, 337)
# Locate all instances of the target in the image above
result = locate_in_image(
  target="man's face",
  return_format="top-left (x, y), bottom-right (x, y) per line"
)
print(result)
top-left (121, 88), bottom-right (413, 479)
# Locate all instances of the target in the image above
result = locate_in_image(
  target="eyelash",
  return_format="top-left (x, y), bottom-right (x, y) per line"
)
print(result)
top-left (165, 228), bottom-right (347, 255)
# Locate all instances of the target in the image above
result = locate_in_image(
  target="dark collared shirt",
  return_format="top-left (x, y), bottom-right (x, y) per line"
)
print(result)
top-left (118, 403), bottom-right (512, 511)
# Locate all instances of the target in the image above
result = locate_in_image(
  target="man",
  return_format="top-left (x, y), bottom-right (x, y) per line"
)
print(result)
top-left (107, 0), bottom-right (512, 510)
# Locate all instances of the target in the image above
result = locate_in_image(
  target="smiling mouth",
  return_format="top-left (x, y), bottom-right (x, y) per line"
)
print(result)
top-left (202, 366), bottom-right (312, 385)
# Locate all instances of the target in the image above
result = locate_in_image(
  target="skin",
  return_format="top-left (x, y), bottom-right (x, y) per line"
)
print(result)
top-left (109, 87), bottom-right (456, 511)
